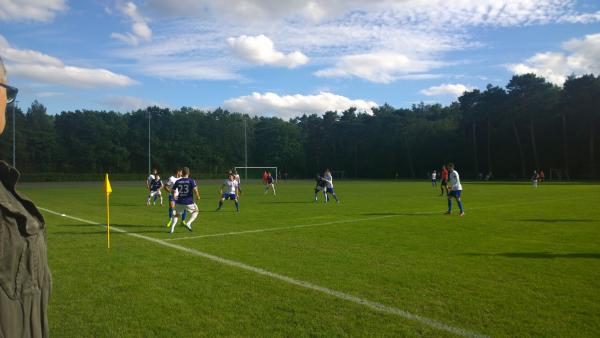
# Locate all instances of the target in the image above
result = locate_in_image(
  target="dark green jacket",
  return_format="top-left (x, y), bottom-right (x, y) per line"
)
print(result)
top-left (0, 161), bottom-right (51, 338)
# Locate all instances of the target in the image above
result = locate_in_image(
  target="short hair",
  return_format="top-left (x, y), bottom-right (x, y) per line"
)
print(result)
top-left (0, 56), bottom-right (6, 83)
top-left (182, 167), bottom-right (190, 176)
top-left (447, 163), bottom-right (454, 169)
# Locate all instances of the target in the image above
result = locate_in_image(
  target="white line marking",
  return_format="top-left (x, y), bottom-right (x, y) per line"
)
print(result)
top-left (166, 215), bottom-right (399, 241)
top-left (39, 207), bottom-right (488, 338)
top-left (164, 196), bottom-right (590, 242)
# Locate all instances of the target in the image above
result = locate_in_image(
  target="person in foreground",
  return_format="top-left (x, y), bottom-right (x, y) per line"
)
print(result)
top-left (0, 56), bottom-right (52, 337)
top-left (217, 173), bottom-right (240, 212)
top-left (445, 163), bottom-right (464, 216)
top-left (169, 167), bottom-right (200, 233)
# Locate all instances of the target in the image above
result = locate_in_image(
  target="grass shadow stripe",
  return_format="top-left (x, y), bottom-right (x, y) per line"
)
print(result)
top-left (39, 207), bottom-right (488, 338)
top-left (165, 214), bottom-right (399, 241)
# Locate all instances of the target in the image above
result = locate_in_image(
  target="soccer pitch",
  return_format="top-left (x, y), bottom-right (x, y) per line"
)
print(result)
top-left (19, 180), bottom-right (600, 337)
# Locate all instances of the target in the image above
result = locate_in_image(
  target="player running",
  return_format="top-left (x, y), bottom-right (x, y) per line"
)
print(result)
top-left (314, 174), bottom-right (326, 202)
top-left (431, 170), bottom-right (437, 187)
top-left (264, 171), bottom-right (276, 196)
top-left (146, 169), bottom-right (163, 206)
top-left (217, 173), bottom-right (240, 212)
top-left (445, 163), bottom-right (464, 216)
top-left (323, 169), bottom-right (339, 203)
top-left (164, 168), bottom-right (186, 228)
top-left (440, 165), bottom-right (449, 196)
top-left (169, 167), bottom-right (200, 233)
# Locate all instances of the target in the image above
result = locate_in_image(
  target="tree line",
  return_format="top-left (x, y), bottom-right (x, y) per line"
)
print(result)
top-left (0, 73), bottom-right (598, 180)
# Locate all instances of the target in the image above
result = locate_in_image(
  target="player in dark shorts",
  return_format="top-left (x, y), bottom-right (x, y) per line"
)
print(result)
top-left (314, 174), bottom-right (326, 202)
top-left (440, 165), bottom-right (449, 196)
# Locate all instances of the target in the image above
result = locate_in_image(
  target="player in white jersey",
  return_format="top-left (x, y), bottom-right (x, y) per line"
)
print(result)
top-left (445, 163), bottom-right (464, 216)
top-left (233, 169), bottom-right (242, 194)
top-left (431, 170), bottom-right (437, 187)
top-left (217, 173), bottom-right (240, 212)
top-left (146, 168), bottom-right (163, 206)
top-left (164, 168), bottom-right (186, 228)
top-left (322, 169), bottom-right (339, 203)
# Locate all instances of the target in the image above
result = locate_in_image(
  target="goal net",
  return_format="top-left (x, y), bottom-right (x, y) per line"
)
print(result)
top-left (235, 166), bottom-right (278, 182)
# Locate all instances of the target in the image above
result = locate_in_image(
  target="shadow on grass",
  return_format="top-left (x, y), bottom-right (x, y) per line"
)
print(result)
top-left (258, 201), bottom-right (313, 204)
top-left (463, 252), bottom-right (600, 259)
top-left (515, 218), bottom-right (595, 223)
top-left (361, 212), bottom-right (438, 216)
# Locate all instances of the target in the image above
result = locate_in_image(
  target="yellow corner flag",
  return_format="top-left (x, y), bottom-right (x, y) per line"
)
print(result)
top-left (103, 174), bottom-right (112, 248)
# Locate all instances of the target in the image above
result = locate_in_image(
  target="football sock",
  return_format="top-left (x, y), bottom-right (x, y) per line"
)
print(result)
top-left (447, 199), bottom-right (452, 212)
top-left (182, 210), bottom-right (187, 221)
top-left (170, 217), bottom-right (178, 233)
top-left (168, 208), bottom-right (173, 218)
top-left (187, 211), bottom-right (198, 226)
top-left (333, 193), bottom-right (339, 202)
top-left (218, 200), bottom-right (223, 210)
top-left (457, 200), bottom-right (464, 213)
top-left (235, 200), bottom-right (239, 211)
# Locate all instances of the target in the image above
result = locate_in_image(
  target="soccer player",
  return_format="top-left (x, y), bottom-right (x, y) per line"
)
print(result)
top-left (445, 163), bottom-right (464, 216)
top-left (539, 169), bottom-right (545, 183)
top-left (314, 174), bottom-right (326, 202)
top-left (169, 167), bottom-right (200, 233)
top-left (531, 170), bottom-right (539, 188)
top-left (431, 170), bottom-right (437, 187)
top-left (217, 173), bottom-right (240, 212)
top-left (146, 169), bottom-right (163, 206)
top-left (323, 169), bottom-right (339, 203)
top-left (440, 165), bottom-right (449, 196)
top-left (264, 171), bottom-right (276, 196)
top-left (164, 168), bottom-right (186, 228)
top-left (233, 169), bottom-right (242, 194)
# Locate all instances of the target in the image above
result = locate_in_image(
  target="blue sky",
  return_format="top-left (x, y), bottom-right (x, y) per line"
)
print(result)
top-left (1, 0), bottom-right (599, 118)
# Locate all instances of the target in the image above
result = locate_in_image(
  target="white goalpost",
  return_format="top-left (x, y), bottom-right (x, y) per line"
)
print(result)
top-left (235, 166), bottom-right (278, 182)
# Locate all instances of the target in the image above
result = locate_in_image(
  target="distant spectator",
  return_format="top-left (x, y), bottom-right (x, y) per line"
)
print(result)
top-left (0, 56), bottom-right (52, 337)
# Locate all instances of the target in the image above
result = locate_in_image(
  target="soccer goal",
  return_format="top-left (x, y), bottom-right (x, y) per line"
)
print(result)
top-left (235, 166), bottom-right (278, 182)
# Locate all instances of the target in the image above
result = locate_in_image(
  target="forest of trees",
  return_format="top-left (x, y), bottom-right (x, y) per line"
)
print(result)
top-left (0, 74), bottom-right (598, 180)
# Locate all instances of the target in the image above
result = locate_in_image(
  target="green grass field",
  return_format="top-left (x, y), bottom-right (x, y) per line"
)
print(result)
top-left (18, 179), bottom-right (600, 337)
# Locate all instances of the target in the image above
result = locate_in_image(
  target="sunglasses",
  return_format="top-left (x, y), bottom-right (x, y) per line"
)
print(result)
top-left (0, 83), bottom-right (18, 104)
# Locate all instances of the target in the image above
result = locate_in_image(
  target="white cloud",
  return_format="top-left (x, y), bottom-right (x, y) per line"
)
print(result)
top-left (145, 0), bottom-right (599, 27)
top-left (507, 32), bottom-right (600, 85)
top-left (420, 83), bottom-right (475, 97)
top-left (227, 35), bottom-right (308, 68)
top-left (114, 0), bottom-right (600, 83)
top-left (0, 0), bottom-right (67, 22)
top-left (102, 95), bottom-right (166, 111)
top-left (111, 2), bottom-right (152, 46)
top-left (223, 91), bottom-right (377, 119)
top-left (315, 52), bottom-right (444, 83)
top-left (0, 35), bottom-right (137, 87)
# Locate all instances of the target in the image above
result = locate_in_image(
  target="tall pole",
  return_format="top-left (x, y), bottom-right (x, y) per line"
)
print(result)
top-left (244, 117), bottom-right (248, 180)
top-left (148, 111), bottom-right (151, 175)
top-left (12, 101), bottom-right (17, 168)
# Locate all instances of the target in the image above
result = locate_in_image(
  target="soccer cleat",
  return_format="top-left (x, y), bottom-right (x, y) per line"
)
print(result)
top-left (459, 212), bottom-right (465, 217)
top-left (444, 211), bottom-right (451, 215)
top-left (184, 222), bottom-right (193, 231)
top-left (166, 219), bottom-right (172, 228)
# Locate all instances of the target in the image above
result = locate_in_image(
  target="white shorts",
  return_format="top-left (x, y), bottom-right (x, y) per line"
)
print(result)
top-left (175, 203), bottom-right (198, 215)
top-left (149, 190), bottom-right (161, 197)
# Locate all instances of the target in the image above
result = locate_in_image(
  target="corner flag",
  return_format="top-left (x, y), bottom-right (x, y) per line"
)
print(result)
top-left (104, 174), bottom-right (112, 248)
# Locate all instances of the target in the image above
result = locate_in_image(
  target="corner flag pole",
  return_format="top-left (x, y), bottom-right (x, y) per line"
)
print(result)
top-left (103, 173), bottom-right (113, 248)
